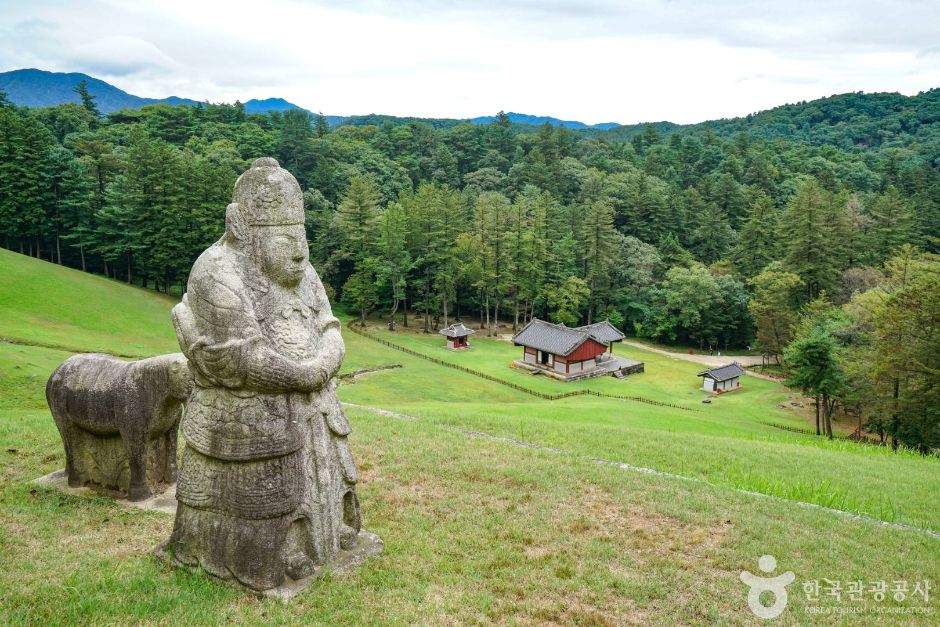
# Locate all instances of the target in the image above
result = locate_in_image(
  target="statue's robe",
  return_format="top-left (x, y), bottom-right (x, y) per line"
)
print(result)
top-left (166, 239), bottom-right (360, 591)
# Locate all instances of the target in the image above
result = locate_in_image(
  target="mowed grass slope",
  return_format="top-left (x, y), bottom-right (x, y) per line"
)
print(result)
top-left (1, 251), bottom-right (938, 624)
top-left (338, 326), bottom-right (940, 532)
top-left (0, 248), bottom-right (178, 356)
top-left (348, 322), bottom-right (801, 426)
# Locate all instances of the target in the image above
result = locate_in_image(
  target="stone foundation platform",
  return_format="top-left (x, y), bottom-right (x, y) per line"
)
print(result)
top-left (33, 469), bottom-right (177, 514)
top-left (154, 530), bottom-right (384, 601)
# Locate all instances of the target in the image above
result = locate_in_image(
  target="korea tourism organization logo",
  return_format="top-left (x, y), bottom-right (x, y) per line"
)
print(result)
top-left (739, 554), bottom-right (933, 620)
top-left (740, 555), bottom-right (795, 619)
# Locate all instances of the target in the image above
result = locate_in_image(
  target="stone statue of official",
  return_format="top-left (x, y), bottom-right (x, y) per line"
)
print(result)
top-left (158, 157), bottom-right (380, 594)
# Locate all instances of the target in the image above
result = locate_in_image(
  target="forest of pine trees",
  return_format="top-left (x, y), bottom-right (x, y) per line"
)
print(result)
top-left (0, 87), bottom-right (937, 452)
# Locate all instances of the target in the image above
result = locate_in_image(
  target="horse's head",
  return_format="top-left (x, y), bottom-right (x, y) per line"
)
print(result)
top-left (166, 354), bottom-right (195, 401)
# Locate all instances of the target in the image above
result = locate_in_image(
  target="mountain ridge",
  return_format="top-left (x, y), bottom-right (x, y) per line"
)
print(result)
top-left (0, 68), bottom-right (622, 129)
top-left (3, 68), bottom-right (938, 143)
top-left (0, 68), bottom-right (318, 120)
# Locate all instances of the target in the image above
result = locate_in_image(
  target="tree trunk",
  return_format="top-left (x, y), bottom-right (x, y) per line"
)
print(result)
top-left (389, 281), bottom-right (400, 330)
top-left (126, 254), bottom-right (133, 285)
top-left (890, 378), bottom-right (900, 451)
top-left (56, 233), bottom-right (62, 265)
top-left (814, 395), bottom-right (820, 436)
top-left (79, 245), bottom-right (86, 272)
top-left (484, 294), bottom-right (490, 336)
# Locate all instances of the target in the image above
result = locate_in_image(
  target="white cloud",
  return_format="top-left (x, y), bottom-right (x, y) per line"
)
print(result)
top-left (70, 35), bottom-right (179, 76)
top-left (0, 0), bottom-right (938, 124)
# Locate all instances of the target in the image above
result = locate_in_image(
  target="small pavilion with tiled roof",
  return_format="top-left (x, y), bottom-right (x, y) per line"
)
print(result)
top-left (439, 322), bottom-right (475, 350)
top-left (511, 318), bottom-right (643, 380)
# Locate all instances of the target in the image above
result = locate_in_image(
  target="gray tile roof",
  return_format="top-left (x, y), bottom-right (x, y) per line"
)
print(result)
top-left (697, 362), bottom-right (746, 382)
top-left (512, 318), bottom-right (624, 356)
top-left (439, 322), bottom-right (476, 338)
top-left (580, 320), bottom-right (626, 344)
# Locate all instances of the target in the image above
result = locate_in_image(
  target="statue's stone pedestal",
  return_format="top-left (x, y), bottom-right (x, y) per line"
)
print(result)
top-left (36, 468), bottom-right (383, 601)
top-left (32, 469), bottom-right (177, 514)
top-left (153, 530), bottom-right (384, 601)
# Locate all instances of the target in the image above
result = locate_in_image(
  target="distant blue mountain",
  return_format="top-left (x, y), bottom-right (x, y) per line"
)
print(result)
top-left (0, 68), bottom-right (203, 112)
top-left (241, 97), bottom-right (346, 126)
top-left (469, 112), bottom-right (621, 130)
top-left (242, 97), bottom-right (305, 114)
top-left (0, 69), bottom-right (323, 118)
top-left (0, 68), bottom-right (623, 129)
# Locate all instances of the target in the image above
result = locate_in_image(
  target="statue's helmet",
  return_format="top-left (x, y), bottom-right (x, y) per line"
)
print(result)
top-left (230, 157), bottom-right (304, 228)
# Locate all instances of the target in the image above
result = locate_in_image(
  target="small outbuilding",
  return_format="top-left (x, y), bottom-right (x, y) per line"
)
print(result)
top-left (698, 362), bottom-right (745, 393)
top-left (439, 322), bottom-right (475, 350)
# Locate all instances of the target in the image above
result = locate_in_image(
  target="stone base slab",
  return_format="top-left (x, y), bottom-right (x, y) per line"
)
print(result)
top-left (36, 469), bottom-right (384, 601)
top-left (153, 530), bottom-right (385, 601)
top-left (32, 469), bottom-right (177, 514)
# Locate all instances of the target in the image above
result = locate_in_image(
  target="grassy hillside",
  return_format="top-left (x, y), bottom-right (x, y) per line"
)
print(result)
top-left (338, 324), bottom-right (940, 531)
top-left (1, 250), bottom-right (938, 624)
top-left (0, 248), bottom-right (179, 356)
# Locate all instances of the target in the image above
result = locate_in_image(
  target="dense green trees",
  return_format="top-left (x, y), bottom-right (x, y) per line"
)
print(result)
top-left (1, 89), bottom-right (937, 452)
top-left (849, 248), bottom-right (940, 452)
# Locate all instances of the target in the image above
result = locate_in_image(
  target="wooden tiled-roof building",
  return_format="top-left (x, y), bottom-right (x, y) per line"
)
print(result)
top-left (511, 318), bottom-right (643, 381)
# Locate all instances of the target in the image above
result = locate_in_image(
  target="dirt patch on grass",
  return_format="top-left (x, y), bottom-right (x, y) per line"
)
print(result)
top-left (498, 485), bottom-right (731, 624)
top-left (516, 590), bottom-right (650, 626)
top-left (561, 486), bottom-right (731, 555)
top-left (377, 473), bottom-right (444, 507)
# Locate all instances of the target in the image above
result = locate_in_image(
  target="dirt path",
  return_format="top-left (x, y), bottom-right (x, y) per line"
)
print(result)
top-left (621, 340), bottom-right (779, 381)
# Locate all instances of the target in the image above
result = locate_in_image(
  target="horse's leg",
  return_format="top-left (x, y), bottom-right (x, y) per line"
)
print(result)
top-left (122, 422), bottom-right (152, 502)
top-left (56, 419), bottom-right (82, 487)
top-left (48, 379), bottom-right (81, 486)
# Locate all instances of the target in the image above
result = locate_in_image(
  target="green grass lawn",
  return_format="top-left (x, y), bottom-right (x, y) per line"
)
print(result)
top-left (1, 250), bottom-right (938, 624)
top-left (348, 321), bottom-right (826, 433)
top-left (335, 326), bottom-right (940, 533)
top-left (0, 248), bottom-right (178, 356)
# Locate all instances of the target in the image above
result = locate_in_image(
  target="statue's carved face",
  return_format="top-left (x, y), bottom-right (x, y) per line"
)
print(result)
top-left (254, 225), bottom-right (309, 287)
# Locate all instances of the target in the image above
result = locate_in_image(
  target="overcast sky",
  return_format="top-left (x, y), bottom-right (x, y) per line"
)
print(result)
top-left (1, 0), bottom-right (939, 124)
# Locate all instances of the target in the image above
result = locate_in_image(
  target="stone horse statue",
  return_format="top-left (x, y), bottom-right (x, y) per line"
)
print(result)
top-left (46, 353), bottom-right (194, 501)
